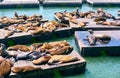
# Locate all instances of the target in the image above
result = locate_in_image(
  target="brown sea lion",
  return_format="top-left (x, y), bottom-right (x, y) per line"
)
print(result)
top-left (69, 18), bottom-right (78, 24)
top-left (11, 66), bottom-right (41, 73)
top-left (0, 60), bottom-right (13, 78)
top-left (97, 8), bottom-right (104, 13)
top-left (48, 46), bottom-right (73, 55)
top-left (55, 12), bottom-right (63, 19)
top-left (7, 45), bottom-right (31, 52)
top-left (94, 17), bottom-right (106, 22)
top-left (48, 55), bottom-right (79, 65)
top-left (111, 21), bottom-right (120, 26)
top-left (32, 55), bottom-right (51, 65)
top-left (78, 22), bottom-right (89, 27)
top-left (96, 21), bottom-right (111, 26)
top-left (29, 43), bottom-right (43, 51)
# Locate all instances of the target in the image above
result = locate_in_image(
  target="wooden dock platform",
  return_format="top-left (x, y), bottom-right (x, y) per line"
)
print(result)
top-left (0, 0), bottom-right (39, 8)
top-left (75, 30), bottom-right (120, 56)
top-left (0, 29), bottom-right (53, 47)
top-left (43, 0), bottom-right (82, 6)
top-left (87, 0), bottom-right (120, 6)
top-left (9, 51), bottom-right (86, 78)
top-left (69, 18), bottom-right (120, 33)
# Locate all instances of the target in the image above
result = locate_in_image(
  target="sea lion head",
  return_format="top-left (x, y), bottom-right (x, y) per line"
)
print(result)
top-left (0, 43), bottom-right (8, 57)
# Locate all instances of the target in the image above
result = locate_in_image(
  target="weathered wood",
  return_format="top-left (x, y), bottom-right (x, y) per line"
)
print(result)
top-left (75, 30), bottom-right (120, 56)
top-left (9, 51), bottom-right (86, 78)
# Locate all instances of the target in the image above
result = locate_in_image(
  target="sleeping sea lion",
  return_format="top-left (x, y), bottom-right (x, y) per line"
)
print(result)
top-left (96, 21), bottom-right (111, 26)
top-left (69, 18), bottom-right (78, 24)
top-left (78, 22), bottom-right (89, 27)
top-left (7, 45), bottom-right (31, 52)
top-left (48, 46), bottom-right (73, 55)
top-left (11, 66), bottom-right (41, 73)
top-left (48, 55), bottom-right (79, 65)
top-left (111, 21), bottom-right (120, 26)
top-left (32, 55), bottom-right (51, 65)
top-left (94, 17), bottom-right (106, 22)
top-left (0, 60), bottom-right (13, 78)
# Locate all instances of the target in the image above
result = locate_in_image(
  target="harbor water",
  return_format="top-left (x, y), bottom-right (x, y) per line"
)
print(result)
top-left (0, 3), bottom-right (120, 78)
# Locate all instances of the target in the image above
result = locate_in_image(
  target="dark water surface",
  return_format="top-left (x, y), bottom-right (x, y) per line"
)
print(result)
top-left (0, 3), bottom-right (120, 78)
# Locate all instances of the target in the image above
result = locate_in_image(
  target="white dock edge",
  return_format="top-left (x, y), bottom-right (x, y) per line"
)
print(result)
top-left (43, 0), bottom-right (82, 6)
top-left (87, 0), bottom-right (120, 5)
top-left (0, 0), bottom-right (39, 8)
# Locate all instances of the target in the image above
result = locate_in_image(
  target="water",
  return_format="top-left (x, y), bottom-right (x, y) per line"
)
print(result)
top-left (0, 3), bottom-right (120, 78)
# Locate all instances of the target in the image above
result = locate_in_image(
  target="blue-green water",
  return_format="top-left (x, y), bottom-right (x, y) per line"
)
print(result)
top-left (0, 3), bottom-right (120, 78)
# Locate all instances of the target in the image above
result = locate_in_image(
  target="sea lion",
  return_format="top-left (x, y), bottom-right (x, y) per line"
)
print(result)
top-left (0, 60), bottom-right (13, 78)
top-left (0, 56), bottom-right (5, 63)
top-left (31, 27), bottom-right (51, 35)
top-left (55, 12), bottom-right (63, 19)
top-left (94, 34), bottom-right (111, 44)
top-left (111, 21), bottom-right (120, 26)
top-left (48, 46), bottom-right (73, 55)
top-left (48, 55), bottom-right (79, 65)
top-left (97, 8), bottom-right (104, 13)
top-left (69, 18), bottom-right (78, 24)
top-left (94, 17), bottom-right (106, 22)
top-left (96, 21), bottom-right (111, 26)
top-left (11, 66), bottom-right (41, 73)
top-left (32, 55), bottom-right (51, 65)
top-left (29, 43), bottom-right (43, 51)
top-left (14, 12), bottom-right (19, 19)
top-left (78, 22), bottom-right (89, 27)
top-left (7, 45), bottom-right (31, 52)
top-left (0, 43), bottom-right (9, 57)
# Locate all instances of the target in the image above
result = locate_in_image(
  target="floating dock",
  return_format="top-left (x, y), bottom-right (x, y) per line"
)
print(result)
top-left (9, 51), bottom-right (86, 78)
top-left (75, 30), bottom-right (120, 56)
top-left (69, 18), bottom-right (120, 33)
top-left (0, 0), bottom-right (39, 8)
top-left (43, 0), bottom-right (82, 6)
top-left (0, 29), bottom-right (53, 47)
top-left (87, 0), bottom-right (120, 6)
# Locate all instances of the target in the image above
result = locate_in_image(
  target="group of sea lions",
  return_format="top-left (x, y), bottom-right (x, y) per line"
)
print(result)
top-left (0, 40), bottom-right (79, 77)
top-left (1, 12), bottom-right (68, 38)
top-left (55, 8), bottom-right (120, 27)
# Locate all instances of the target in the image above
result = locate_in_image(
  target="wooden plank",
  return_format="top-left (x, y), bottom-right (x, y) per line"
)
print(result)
top-left (9, 51), bottom-right (86, 78)
top-left (75, 30), bottom-right (120, 56)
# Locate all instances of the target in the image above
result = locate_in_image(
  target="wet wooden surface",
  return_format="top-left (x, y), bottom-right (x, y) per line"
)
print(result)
top-left (75, 30), bottom-right (120, 56)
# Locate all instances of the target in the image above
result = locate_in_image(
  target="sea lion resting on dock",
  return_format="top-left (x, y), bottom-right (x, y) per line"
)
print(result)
top-left (11, 66), bottom-right (41, 73)
top-left (0, 59), bottom-right (13, 78)
top-left (7, 45), bottom-right (32, 52)
top-left (32, 55), bottom-right (79, 65)
top-left (96, 21), bottom-right (111, 26)
top-left (0, 43), bottom-right (9, 57)
top-left (38, 40), bottom-right (73, 55)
